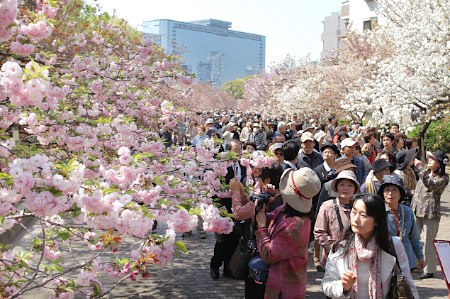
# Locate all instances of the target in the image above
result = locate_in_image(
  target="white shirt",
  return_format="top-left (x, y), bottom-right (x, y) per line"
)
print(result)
top-left (323, 161), bottom-right (335, 172)
top-left (284, 160), bottom-right (298, 170)
top-left (233, 162), bottom-right (242, 182)
top-left (356, 262), bottom-right (370, 299)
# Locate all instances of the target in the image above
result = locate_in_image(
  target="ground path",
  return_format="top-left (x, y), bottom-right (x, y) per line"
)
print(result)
top-left (16, 183), bottom-right (450, 298)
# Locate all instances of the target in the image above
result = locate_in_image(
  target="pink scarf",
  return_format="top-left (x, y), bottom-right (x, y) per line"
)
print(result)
top-left (348, 234), bottom-right (383, 299)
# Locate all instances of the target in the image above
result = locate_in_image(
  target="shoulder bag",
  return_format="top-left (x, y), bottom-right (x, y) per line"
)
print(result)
top-left (248, 255), bottom-right (269, 284)
top-left (227, 220), bottom-right (256, 279)
top-left (388, 238), bottom-right (414, 299)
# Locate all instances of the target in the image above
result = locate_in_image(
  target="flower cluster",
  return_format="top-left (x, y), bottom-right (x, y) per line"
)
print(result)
top-left (6, 154), bottom-right (84, 217)
top-left (200, 203), bottom-right (234, 234)
top-left (0, 61), bottom-right (70, 111)
top-left (241, 150), bottom-right (276, 169)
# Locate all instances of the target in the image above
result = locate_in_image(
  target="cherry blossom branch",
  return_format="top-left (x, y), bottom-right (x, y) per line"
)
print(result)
top-left (100, 272), bottom-right (133, 297)
top-left (11, 248), bottom-right (105, 298)
top-left (11, 219), bottom-right (45, 298)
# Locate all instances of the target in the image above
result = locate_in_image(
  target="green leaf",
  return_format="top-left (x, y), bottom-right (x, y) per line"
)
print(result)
top-left (48, 263), bottom-right (63, 272)
top-left (92, 281), bottom-right (103, 296)
top-left (47, 187), bottom-right (63, 197)
top-left (71, 203), bottom-right (81, 218)
top-left (58, 229), bottom-right (70, 241)
top-left (132, 152), bottom-right (155, 162)
top-left (188, 207), bottom-right (203, 216)
top-left (0, 172), bottom-right (14, 185)
top-left (174, 240), bottom-right (188, 254)
top-left (103, 186), bottom-right (120, 195)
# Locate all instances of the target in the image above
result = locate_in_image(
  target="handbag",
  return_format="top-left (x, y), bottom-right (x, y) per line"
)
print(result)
top-left (388, 238), bottom-right (414, 299)
top-left (227, 220), bottom-right (256, 279)
top-left (248, 255), bottom-right (270, 284)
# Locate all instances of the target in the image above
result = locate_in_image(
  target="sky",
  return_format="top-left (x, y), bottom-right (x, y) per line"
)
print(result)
top-left (90, 0), bottom-right (343, 66)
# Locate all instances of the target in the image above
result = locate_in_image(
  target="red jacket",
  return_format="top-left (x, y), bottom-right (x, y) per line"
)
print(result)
top-left (256, 204), bottom-right (310, 299)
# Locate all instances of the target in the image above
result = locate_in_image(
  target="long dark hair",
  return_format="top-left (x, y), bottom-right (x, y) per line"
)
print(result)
top-left (337, 193), bottom-right (392, 256)
top-left (283, 203), bottom-right (312, 219)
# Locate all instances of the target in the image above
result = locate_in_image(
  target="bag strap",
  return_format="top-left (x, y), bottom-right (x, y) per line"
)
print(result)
top-left (333, 198), bottom-right (344, 232)
top-left (399, 205), bottom-right (405, 241)
top-left (389, 237), bottom-right (402, 274)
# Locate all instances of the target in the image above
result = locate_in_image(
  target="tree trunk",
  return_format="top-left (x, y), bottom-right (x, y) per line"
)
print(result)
top-left (418, 120), bottom-right (432, 161)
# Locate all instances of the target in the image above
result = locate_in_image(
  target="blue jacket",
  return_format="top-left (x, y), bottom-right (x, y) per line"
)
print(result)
top-left (386, 204), bottom-right (424, 269)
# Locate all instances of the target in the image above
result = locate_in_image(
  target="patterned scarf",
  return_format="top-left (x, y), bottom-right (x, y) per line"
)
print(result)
top-left (348, 234), bottom-right (383, 299)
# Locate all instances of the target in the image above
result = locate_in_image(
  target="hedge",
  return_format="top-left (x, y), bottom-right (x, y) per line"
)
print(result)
top-left (408, 118), bottom-right (450, 153)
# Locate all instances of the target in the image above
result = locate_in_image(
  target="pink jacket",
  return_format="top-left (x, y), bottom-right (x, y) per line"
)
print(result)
top-left (256, 204), bottom-right (310, 299)
top-left (231, 191), bottom-right (254, 220)
top-left (314, 199), bottom-right (351, 267)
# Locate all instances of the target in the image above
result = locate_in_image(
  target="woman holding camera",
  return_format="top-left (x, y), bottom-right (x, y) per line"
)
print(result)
top-left (229, 164), bottom-right (283, 299)
top-left (255, 168), bottom-right (321, 298)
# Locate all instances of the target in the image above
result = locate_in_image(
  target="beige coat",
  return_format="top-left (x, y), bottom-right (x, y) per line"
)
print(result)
top-left (314, 199), bottom-right (351, 267)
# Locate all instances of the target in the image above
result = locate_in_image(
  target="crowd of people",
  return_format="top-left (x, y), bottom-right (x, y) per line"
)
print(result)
top-left (164, 110), bottom-right (449, 299)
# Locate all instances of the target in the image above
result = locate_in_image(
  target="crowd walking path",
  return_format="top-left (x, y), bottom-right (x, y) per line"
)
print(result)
top-left (15, 184), bottom-right (450, 298)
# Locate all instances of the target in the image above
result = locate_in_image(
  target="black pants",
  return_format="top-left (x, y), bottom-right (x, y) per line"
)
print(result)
top-left (210, 197), bottom-right (241, 272)
top-left (245, 276), bottom-right (265, 299)
top-left (210, 231), bottom-right (240, 271)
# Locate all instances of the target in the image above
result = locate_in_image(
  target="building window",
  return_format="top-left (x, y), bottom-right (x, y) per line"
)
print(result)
top-left (363, 17), bottom-right (378, 31)
top-left (363, 20), bottom-right (372, 31)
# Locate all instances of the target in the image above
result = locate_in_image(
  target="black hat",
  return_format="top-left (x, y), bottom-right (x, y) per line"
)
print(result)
top-left (320, 142), bottom-right (339, 154)
top-left (395, 149), bottom-right (416, 170)
top-left (372, 159), bottom-right (392, 173)
top-left (427, 150), bottom-right (449, 174)
top-left (378, 174), bottom-right (406, 199)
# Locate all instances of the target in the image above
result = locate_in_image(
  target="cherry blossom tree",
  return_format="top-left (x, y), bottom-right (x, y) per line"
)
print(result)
top-left (344, 0), bottom-right (449, 134)
top-left (179, 82), bottom-right (237, 111)
top-left (0, 1), bottom-right (235, 297)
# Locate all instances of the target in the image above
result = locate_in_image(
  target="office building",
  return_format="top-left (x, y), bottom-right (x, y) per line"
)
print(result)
top-left (321, 12), bottom-right (346, 60)
top-left (143, 19), bottom-right (266, 85)
top-left (321, 0), bottom-right (387, 58)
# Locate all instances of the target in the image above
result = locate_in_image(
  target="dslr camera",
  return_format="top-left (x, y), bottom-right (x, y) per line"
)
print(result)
top-left (250, 192), bottom-right (271, 214)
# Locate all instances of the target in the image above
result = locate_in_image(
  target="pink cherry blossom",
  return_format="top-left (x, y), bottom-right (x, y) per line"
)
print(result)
top-left (10, 41), bottom-right (35, 56)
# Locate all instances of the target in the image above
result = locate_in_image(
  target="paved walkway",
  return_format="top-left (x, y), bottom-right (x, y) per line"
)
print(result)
top-left (15, 184), bottom-right (450, 298)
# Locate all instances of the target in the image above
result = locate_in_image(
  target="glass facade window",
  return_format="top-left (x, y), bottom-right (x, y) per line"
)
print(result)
top-left (142, 19), bottom-right (266, 85)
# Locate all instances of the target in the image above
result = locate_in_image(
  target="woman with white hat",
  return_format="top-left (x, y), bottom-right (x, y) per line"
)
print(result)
top-left (254, 167), bottom-right (321, 298)
top-left (411, 150), bottom-right (449, 279)
top-left (314, 170), bottom-right (360, 270)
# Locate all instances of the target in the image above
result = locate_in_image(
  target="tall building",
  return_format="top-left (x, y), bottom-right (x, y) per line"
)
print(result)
top-left (143, 19), bottom-right (265, 85)
top-left (321, 12), bottom-right (346, 60)
top-left (321, 0), bottom-right (386, 58)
